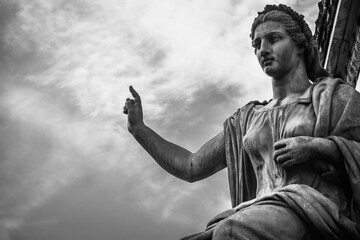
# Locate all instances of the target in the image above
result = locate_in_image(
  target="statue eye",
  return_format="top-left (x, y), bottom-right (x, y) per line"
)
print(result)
top-left (270, 34), bottom-right (281, 43)
top-left (252, 40), bottom-right (260, 50)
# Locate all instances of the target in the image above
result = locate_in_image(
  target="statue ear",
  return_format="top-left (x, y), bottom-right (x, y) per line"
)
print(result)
top-left (297, 45), bottom-right (305, 55)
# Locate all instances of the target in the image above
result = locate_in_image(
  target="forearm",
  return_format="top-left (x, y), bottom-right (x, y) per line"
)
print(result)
top-left (311, 137), bottom-right (343, 167)
top-left (132, 124), bottom-right (193, 181)
top-left (131, 124), bottom-right (226, 182)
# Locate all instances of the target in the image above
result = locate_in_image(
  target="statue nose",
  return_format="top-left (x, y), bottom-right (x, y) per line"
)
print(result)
top-left (259, 41), bottom-right (271, 56)
top-left (260, 49), bottom-right (270, 57)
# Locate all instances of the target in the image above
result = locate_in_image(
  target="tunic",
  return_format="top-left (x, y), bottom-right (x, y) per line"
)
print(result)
top-left (182, 78), bottom-right (360, 240)
top-left (242, 85), bottom-right (347, 210)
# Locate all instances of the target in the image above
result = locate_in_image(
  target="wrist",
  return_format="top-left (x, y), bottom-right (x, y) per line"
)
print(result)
top-left (129, 122), bottom-right (146, 137)
top-left (310, 137), bottom-right (322, 158)
top-left (312, 137), bottom-right (341, 165)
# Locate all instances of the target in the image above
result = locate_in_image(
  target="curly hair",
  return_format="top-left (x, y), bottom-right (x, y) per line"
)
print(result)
top-left (250, 4), bottom-right (329, 81)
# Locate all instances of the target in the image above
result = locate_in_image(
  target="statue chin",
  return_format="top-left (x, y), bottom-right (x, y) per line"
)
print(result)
top-left (263, 66), bottom-right (276, 77)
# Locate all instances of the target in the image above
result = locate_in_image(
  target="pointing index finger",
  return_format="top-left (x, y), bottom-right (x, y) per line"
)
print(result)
top-left (129, 86), bottom-right (141, 102)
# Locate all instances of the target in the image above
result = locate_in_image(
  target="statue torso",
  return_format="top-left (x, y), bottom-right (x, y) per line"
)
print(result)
top-left (242, 87), bottom-right (348, 211)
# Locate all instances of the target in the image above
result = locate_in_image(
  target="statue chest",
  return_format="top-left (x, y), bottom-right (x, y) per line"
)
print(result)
top-left (243, 102), bottom-right (316, 196)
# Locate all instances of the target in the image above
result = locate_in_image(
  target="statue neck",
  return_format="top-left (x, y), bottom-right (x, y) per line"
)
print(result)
top-left (271, 66), bottom-right (310, 101)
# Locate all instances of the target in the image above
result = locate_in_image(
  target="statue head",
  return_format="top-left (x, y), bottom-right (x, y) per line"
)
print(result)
top-left (250, 4), bottom-right (329, 81)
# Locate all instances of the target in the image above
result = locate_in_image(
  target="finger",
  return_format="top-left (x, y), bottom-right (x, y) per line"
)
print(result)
top-left (123, 105), bottom-right (128, 114)
top-left (129, 86), bottom-right (141, 103)
top-left (124, 99), bottom-right (133, 110)
top-left (275, 153), bottom-right (291, 164)
top-left (282, 157), bottom-right (307, 168)
top-left (273, 148), bottom-right (288, 161)
top-left (126, 98), bottom-right (135, 104)
top-left (125, 98), bottom-right (135, 106)
top-left (274, 140), bottom-right (287, 150)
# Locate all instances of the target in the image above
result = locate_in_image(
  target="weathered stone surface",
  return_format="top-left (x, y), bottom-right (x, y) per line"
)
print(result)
top-left (315, 0), bottom-right (360, 87)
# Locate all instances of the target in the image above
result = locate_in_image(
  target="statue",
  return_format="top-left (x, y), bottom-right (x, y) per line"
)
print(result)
top-left (123, 4), bottom-right (360, 240)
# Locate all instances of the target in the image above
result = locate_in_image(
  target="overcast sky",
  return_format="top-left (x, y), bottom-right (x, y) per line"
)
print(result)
top-left (0, 0), bottom-right (358, 240)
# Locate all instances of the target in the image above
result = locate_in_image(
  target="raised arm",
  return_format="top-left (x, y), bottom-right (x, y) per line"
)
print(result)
top-left (123, 86), bottom-right (226, 182)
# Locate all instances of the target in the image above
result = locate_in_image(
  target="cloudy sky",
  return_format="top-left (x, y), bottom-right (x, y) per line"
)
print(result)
top-left (0, 0), bottom-right (358, 239)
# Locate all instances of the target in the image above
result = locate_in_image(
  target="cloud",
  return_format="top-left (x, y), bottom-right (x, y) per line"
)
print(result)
top-left (0, 83), bottom-right (229, 239)
top-left (0, 85), bottom-right (122, 228)
top-left (4, 0), bottom-right (272, 120)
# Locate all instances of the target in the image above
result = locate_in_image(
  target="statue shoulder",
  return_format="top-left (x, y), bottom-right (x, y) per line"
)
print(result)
top-left (224, 100), bottom-right (269, 127)
top-left (230, 100), bottom-right (269, 117)
top-left (313, 77), bottom-right (359, 99)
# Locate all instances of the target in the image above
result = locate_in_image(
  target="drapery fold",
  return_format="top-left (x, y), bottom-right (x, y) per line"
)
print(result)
top-left (181, 78), bottom-right (360, 240)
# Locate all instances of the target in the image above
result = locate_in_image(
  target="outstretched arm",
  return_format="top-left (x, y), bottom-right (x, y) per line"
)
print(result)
top-left (124, 86), bottom-right (226, 182)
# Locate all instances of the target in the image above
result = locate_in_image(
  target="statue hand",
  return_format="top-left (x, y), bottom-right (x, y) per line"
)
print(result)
top-left (273, 136), bottom-right (314, 168)
top-left (123, 86), bottom-right (144, 134)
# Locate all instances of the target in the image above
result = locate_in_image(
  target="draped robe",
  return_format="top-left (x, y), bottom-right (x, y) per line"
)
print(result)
top-left (182, 78), bottom-right (360, 240)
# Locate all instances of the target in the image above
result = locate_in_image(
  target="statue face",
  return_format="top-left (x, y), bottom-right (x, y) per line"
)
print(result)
top-left (252, 21), bottom-right (301, 79)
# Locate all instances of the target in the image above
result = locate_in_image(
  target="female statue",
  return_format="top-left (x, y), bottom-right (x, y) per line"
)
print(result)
top-left (123, 4), bottom-right (360, 240)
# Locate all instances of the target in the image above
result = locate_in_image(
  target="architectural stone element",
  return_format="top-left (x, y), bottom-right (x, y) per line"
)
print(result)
top-left (315, 0), bottom-right (360, 88)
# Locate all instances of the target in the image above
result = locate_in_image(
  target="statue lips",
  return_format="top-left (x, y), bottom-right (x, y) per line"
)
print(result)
top-left (262, 57), bottom-right (274, 68)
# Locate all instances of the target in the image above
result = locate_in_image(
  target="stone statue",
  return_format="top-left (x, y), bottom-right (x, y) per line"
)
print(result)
top-left (123, 4), bottom-right (360, 240)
